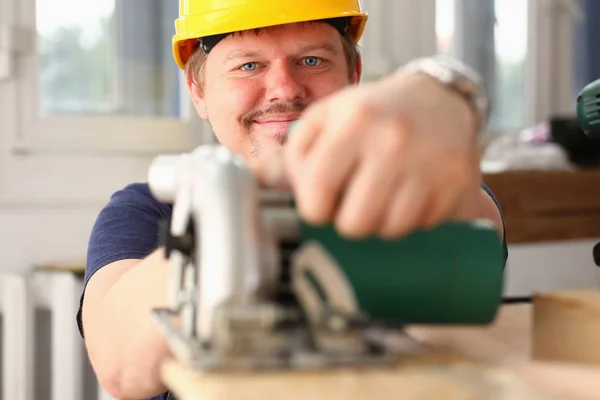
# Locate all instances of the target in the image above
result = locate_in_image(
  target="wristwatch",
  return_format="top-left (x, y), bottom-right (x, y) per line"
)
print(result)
top-left (400, 55), bottom-right (490, 134)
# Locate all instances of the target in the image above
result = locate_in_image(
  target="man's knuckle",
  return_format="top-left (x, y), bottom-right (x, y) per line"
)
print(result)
top-left (352, 98), bottom-right (377, 120)
top-left (381, 125), bottom-right (408, 154)
top-left (335, 218), bottom-right (364, 239)
top-left (300, 207), bottom-right (328, 225)
top-left (297, 176), bottom-right (335, 220)
top-left (296, 189), bottom-right (328, 223)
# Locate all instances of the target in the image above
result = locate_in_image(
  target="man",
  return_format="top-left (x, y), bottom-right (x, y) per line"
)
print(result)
top-left (77, 1), bottom-right (508, 399)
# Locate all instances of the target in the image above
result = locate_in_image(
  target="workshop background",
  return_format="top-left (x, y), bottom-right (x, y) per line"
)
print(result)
top-left (0, 0), bottom-right (599, 399)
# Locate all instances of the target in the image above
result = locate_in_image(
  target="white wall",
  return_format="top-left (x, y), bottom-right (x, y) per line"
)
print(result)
top-left (505, 240), bottom-right (600, 297)
top-left (0, 155), bottom-right (154, 271)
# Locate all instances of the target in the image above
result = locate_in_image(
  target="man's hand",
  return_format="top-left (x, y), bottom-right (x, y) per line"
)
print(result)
top-left (254, 72), bottom-right (486, 239)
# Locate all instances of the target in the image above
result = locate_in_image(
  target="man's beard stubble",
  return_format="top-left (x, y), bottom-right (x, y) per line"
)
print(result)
top-left (242, 100), bottom-right (307, 157)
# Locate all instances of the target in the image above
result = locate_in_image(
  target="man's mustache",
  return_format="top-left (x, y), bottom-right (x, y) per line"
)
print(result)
top-left (241, 101), bottom-right (307, 127)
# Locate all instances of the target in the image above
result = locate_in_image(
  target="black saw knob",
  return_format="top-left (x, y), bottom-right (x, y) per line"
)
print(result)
top-left (593, 242), bottom-right (600, 267)
top-left (158, 215), bottom-right (196, 259)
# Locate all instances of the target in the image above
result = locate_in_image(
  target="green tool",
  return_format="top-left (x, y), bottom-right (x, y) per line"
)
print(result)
top-left (301, 220), bottom-right (504, 326)
top-left (577, 79), bottom-right (600, 266)
top-left (577, 78), bottom-right (600, 138)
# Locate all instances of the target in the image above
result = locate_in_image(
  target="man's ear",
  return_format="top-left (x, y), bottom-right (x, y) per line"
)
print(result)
top-left (352, 53), bottom-right (362, 84)
top-left (186, 71), bottom-right (209, 120)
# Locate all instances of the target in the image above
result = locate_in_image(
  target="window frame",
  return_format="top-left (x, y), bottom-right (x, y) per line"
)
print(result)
top-left (10, 0), bottom-right (208, 157)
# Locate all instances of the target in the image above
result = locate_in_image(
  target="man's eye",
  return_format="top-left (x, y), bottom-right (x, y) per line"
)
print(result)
top-left (303, 56), bottom-right (322, 67)
top-left (240, 62), bottom-right (258, 71)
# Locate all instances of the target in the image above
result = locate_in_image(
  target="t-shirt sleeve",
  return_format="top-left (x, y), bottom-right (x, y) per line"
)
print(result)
top-left (76, 182), bottom-right (171, 338)
top-left (480, 182), bottom-right (508, 267)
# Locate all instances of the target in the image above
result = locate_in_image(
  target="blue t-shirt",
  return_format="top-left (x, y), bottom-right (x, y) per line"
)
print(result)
top-left (77, 181), bottom-right (508, 400)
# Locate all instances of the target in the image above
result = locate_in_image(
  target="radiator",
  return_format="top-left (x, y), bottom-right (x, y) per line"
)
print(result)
top-left (0, 272), bottom-right (115, 400)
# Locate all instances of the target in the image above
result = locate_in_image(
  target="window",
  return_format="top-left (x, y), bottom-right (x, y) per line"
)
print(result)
top-left (37, 0), bottom-right (180, 117)
top-left (37, 0), bottom-right (118, 115)
top-left (12, 0), bottom-right (205, 155)
top-left (436, 0), bottom-right (529, 132)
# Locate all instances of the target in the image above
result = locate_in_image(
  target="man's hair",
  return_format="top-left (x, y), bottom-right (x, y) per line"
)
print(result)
top-left (185, 25), bottom-right (360, 90)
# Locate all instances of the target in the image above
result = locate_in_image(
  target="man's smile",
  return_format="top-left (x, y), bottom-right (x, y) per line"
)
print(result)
top-left (253, 113), bottom-right (301, 134)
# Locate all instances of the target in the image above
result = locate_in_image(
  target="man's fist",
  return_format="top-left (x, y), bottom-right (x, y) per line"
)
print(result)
top-left (253, 73), bottom-right (491, 239)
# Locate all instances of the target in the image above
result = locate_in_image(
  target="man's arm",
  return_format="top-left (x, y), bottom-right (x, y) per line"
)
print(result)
top-left (82, 249), bottom-right (172, 399)
top-left (78, 182), bottom-right (176, 399)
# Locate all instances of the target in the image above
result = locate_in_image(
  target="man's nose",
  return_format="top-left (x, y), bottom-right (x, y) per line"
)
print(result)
top-left (264, 62), bottom-right (307, 102)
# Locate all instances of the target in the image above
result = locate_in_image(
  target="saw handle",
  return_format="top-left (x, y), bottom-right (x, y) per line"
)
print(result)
top-left (300, 220), bottom-right (505, 326)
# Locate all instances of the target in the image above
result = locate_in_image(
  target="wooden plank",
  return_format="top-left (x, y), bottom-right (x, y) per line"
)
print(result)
top-left (162, 360), bottom-right (600, 400)
top-left (160, 305), bottom-right (600, 400)
top-left (406, 304), bottom-right (531, 364)
top-left (160, 360), bottom-right (537, 400)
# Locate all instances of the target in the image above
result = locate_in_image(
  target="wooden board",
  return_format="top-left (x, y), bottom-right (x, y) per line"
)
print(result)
top-left (161, 358), bottom-right (600, 400)
top-left (483, 169), bottom-right (600, 244)
top-left (161, 304), bottom-right (600, 400)
top-left (406, 302), bottom-right (531, 364)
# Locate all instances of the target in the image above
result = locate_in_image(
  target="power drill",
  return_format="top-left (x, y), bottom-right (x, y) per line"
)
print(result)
top-left (576, 79), bottom-right (600, 265)
top-left (577, 78), bottom-right (600, 138)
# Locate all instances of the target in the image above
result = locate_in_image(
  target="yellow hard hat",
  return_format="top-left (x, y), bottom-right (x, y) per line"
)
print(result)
top-left (173, 0), bottom-right (368, 69)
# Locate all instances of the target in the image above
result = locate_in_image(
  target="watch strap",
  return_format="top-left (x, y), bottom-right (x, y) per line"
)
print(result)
top-left (400, 55), bottom-right (490, 134)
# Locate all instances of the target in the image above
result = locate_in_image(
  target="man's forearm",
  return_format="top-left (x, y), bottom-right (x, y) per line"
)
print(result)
top-left (84, 249), bottom-right (174, 399)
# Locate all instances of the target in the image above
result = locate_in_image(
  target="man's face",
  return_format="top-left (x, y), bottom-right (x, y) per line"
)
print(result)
top-left (188, 22), bottom-right (361, 159)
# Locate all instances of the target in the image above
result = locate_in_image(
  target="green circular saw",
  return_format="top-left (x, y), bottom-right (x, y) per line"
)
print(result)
top-left (577, 78), bottom-right (600, 138)
top-left (576, 79), bottom-right (600, 266)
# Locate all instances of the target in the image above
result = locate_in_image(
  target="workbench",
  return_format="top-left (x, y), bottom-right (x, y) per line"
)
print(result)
top-left (160, 304), bottom-right (600, 399)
